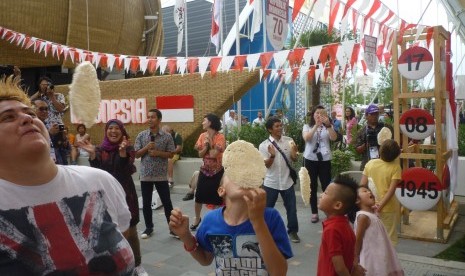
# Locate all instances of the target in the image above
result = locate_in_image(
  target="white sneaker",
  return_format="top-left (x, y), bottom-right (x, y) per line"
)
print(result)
top-left (134, 265), bottom-right (148, 276)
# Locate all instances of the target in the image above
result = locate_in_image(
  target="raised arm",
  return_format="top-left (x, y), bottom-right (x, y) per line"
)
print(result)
top-left (244, 188), bottom-right (288, 276)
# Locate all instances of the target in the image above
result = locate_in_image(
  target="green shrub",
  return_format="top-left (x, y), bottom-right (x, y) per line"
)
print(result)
top-left (236, 124), bottom-right (269, 148)
top-left (459, 124), bottom-right (465, 157)
top-left (331, 149), bottom-right (353, 178)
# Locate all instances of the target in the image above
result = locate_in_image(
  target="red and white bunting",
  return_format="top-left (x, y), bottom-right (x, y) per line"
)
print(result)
top-left (198, 56), bottom-right (211, 78)
top-left (0, 25), bottom-right (368, 81)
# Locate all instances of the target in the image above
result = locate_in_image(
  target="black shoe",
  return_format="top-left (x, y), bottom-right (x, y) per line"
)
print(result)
top-left (140, 228), bottom-right (153, 239)
top-left (169, 231), bottom-right (180, 239)
top-left (190, 218), bottom-right (202, 231)
top-left (182, 193), bottom-right (194, 201)
top-left (289, 232), bottom-right (301, 243)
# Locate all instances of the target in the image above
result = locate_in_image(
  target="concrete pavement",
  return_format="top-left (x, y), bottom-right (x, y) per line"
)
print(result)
top-left (134, 183), bottom-right (465, 276)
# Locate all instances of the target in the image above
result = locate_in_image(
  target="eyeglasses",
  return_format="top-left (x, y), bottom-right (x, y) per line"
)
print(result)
top-left (38, 107), bottom-right (49, 111)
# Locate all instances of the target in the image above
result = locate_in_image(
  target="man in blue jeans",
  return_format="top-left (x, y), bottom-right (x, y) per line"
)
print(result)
top-left (134, 109), bottom-right (176, 239)
top-left (258, 116), bottom-right (300, 243)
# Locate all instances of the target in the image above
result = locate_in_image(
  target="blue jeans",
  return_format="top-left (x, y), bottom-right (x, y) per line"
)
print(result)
top-left (141, 181), bottom-right (173, 229)
top-left (263, 185), bottom-right (298, 234)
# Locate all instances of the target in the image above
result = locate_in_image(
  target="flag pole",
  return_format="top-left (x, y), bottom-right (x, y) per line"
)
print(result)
top-left (220, 0), bottom-right (224, 56)
top-left (184, 0), bottom-right (188, 58)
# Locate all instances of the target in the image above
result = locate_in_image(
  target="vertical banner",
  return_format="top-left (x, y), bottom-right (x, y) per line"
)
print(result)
top-left (266, 0), bottom-right (289, 50)
top-left (174, 0), bottom-right (186, 54)
top-left (364, 35), bottom-right (378, 72)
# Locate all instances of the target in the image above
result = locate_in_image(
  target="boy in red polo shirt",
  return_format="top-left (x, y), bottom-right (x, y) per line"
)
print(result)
top-left (317, 175), bottom-right (366, 276)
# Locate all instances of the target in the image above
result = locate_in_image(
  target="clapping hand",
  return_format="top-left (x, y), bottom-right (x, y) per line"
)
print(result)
top-left (119, 136), bottom-right (129, 157)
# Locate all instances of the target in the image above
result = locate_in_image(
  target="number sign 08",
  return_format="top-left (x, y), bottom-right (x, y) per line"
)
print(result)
top-left (399, 108), bottom-right (435, 140)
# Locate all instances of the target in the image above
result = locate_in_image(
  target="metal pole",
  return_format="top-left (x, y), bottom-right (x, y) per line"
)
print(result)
top-left (219, 0), bottom-right (224, 56)
top-left (263, 1), bottom-right (268, 116)
top-left (235, 0), bottom-right (242, 131)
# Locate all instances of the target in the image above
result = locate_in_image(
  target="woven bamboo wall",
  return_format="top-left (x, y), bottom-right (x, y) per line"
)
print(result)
top-left (56, 70), bottom-right (260, 146)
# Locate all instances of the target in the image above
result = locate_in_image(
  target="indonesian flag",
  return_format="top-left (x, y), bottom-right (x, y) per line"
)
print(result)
top-left (174, 0), bottom-right (186, 54)
top-left (211, 0), bottom-right (222, 53)
top-left (156, 95), bottom-right (194, 122)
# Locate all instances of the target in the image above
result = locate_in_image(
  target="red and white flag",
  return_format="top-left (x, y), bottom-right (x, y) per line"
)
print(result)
top-left (156, 95), bottom-right (194, 122)
top-left (211, 0), bottom-right (222, 53)
top-left (174, 0), bottom-right (186, 54)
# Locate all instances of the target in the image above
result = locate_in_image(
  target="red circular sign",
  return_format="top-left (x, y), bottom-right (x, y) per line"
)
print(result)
top-left (399, 108), bottom-right (435, 140)
top-left (398, 46), bottom-right (433, 80)
top-left (396, 167), bottom-right (443, 211)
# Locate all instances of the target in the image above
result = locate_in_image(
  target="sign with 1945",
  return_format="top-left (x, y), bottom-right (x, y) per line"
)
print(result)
top-left (395, 167), bottom-right (443, 211)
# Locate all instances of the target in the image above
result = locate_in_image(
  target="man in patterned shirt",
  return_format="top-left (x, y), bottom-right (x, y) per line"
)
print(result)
top-left (30, 76), bottom-right (66, 125)
top-left (134, 109), bottom-right (176, 239)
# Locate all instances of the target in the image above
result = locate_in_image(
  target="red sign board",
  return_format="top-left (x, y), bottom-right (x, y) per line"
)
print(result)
top-left (396, 167), bottom-right (443, 211)
top-left (398, 46), bottom-right (433, 80)
top-left (399, 108), bottom-right (435, 140)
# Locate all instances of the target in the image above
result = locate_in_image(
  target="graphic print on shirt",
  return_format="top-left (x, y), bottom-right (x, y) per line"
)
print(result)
top-left (209, 234), bottom-right (268, 275)
top-left (0, 190), bottom-right (134, 275)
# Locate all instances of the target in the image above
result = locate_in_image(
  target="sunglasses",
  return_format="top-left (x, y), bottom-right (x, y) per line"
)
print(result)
top-left (38, 107), bottom-right (49, 111)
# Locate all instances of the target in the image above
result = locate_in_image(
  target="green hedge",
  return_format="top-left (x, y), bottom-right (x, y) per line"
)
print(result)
top-left (459, 124), bottom-right (465, 157)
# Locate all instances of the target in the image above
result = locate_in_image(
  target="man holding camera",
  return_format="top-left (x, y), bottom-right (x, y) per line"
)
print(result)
top-left (33, 99), bottom-right (69, 164)
top-left (30, 76), bottom-right (66, 125)
top-left (355, 104), bottom-right (392, 170)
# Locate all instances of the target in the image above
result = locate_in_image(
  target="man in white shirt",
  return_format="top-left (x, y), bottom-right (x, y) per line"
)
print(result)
top-left (252, 111), bottom-right (265, 126)
top-left (225, 109), bottom-right (237, 128)
top-left (258, 116), bottom-right (300, 243)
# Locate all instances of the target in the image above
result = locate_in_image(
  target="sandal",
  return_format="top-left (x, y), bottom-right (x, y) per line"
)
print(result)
top-left (190, 217), bottom-right (202, 231)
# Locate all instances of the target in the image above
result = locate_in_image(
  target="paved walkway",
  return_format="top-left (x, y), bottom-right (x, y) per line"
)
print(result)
top-left (135, 183), bottom-right (465, 276)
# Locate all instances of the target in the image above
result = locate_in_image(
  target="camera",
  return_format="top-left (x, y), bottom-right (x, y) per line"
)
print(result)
top-left (58, 124), bottom-right (65, 131)
top-left (366, 129), bottom-right (378, 147)
top-left (316, 152), bottom-right (323, 161)
top-left (48, 82), bottom-right (54, 90)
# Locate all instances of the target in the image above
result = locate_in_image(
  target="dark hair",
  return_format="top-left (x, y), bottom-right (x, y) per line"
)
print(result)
top-left (345, 106), bottom-right (355, 120)
top-left (38, 76), bottom-right (52, 85)
top-left (265, 116), bottom-right (281, 132)
top-left (307, 105), bottom-right (325, 126)
top-left (204, 113), bottom-right (222, 131)
top-left (332, 174), bottom-right (358, 215)
top-left (76, 123), bottom-right (86, 132)
top-left (380, 139), bottom-right (401, 162)
top-left (347, 185), bottom-right (368, 223)
top-left (149, 108), bottom-right (162, 119)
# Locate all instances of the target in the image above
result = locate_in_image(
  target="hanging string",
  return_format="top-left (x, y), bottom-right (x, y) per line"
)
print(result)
top-left (86, 0), bottom-right (90, 50)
